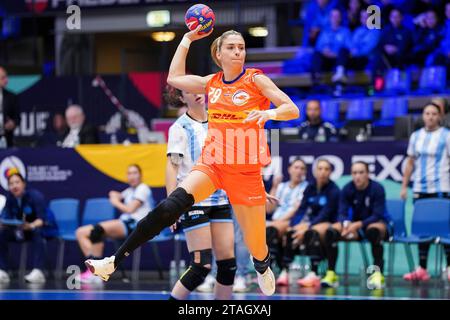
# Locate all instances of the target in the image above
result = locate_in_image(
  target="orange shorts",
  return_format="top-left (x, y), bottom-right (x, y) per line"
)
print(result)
top-left (192, 162), bottom-right (267, 206)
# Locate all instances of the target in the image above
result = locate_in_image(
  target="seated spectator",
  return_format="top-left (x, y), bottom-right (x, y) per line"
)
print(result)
top-left (343, 0), bottom-right (366, 31)
top-left (311, 9), bottom-right (352, 83)
top-left (75, 164), bottom-right (152, 284)
top-left (0, 169), bottom-right (57, 284)
top-left (277, 159), bottom-right (340, 287)
top-left (410, 9), bottom-right (443, 66)
top-left (332, 9), bottom-right (381, 84)
top-left (322, 161), bottom-right (391, 289)
top-left (427, 2), bottom-right (450, 71)
top-left (302, 0), bottom-right (339, 46)
top-left (60, 104), bottom-right (99, 147)
top-left (375, 9), bottom-right (413, 74)
top-left (266, 158), bottom-right (308, 276)
top-left (299, 100), bottom-right (338, 142)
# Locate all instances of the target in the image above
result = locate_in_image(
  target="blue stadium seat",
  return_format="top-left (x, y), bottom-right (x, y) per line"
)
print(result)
top-left (50, 198), bottom-right (80, 280)
top-left (417, 66), bottom-right (447, 94)
top-left (384, 69), bottom-right (411, 94)
top-left (385, 199), bottom-right (407, 281)
top-left (82, 198), bottom-right (116, 226)
top-left (345, 99), bottom-right (374, 120)
top-left (321, 100), bottom-right (341, 127)
top-left (374, 98), bottom-right (408, 127)
top-left (132, 227), bottom-right (173, 282)
top-left (395, 199), bottom-right (450, 278)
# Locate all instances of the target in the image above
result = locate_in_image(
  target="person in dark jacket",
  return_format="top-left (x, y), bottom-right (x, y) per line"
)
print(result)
top-left (322, 161), bottom-right (391, 290)
top-left (0, 169), bottom-right (56, 284)
top-left (60, 104), bottom-right (99, 147)
top-left (410, 9), bottom-right (443, 66)
top-left (0, 67), bottom-right (20, 148)
top-left (376, 9), bottom-right (413, 72)
top-left (298, 100), bottom-right (338, 142)
top-left (276, 159), bottom-right (340, 287)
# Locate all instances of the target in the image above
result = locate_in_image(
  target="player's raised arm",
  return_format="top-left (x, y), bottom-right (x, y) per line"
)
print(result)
top-left (167, 26), bottom-right (214, 94)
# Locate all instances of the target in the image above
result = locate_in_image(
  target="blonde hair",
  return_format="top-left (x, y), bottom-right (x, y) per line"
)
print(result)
top-left (210, 30), bottom-right (244, 69)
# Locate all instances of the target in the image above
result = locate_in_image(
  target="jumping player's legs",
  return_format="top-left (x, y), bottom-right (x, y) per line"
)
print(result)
top-left (232, 205), bottom-right (268, 261)
top-left (170, 226), bottom-right (213, 300)
top-left (86, 170), bottom-right (217, 278)
top-left (210, 221), bottom-right (235, 300)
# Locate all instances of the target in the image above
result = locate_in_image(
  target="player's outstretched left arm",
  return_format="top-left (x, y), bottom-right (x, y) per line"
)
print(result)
top-left (244, 74), bottom-right (299, 126)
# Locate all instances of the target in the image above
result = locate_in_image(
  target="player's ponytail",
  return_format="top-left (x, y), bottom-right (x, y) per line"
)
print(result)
top-left (210, 30), bottom-right (243, 69)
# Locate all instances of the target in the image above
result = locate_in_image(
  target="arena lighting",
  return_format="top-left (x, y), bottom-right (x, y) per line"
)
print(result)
top-left (248, 27), bottom-right (269, 37)
top-left (146, 10), bottom-right (170, 28)
top-left (151, 31), bottom-right (176, 42)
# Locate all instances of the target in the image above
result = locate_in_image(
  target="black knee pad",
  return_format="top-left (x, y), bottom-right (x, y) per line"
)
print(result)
top-left (266, 226), bottom-right (278, 244)
top-left (304, 229), bottom-right (320, 247)
top-left (89, 224), bottom-right (105, 243)
top-left (216, 258), bottom-right (237, 286)
top-left (325, 228), bottom-right (340, 246)
top-left (366, 228), bottom-right (382, 244)
top-left (138, 187), bottom-right (194, 232)
top-left (179, 249), bottom-right (212, 291)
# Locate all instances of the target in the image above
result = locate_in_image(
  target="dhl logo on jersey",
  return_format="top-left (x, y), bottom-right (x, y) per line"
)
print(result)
top-left (208, 110), bottom-right (252, 123)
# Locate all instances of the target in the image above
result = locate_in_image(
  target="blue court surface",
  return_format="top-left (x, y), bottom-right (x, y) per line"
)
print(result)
top-left (1, 276), bottom-right (449, 300)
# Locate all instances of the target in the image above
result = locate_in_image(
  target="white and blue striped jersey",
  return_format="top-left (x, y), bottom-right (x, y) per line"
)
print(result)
top-left (272, 180), bottom-right (309, 220)
top-left (407, 127), bottom-right (450, 193)
top-left (167, 112), bottom-right (229, 206)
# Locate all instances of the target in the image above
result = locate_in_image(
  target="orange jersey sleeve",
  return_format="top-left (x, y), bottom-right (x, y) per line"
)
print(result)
top-left (202, 68), bottom-right (271, 169)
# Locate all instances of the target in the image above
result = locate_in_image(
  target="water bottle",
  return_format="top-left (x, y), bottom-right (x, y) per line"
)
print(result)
top-left (179, 260), bottom-right (186, 275)
top-left (0, 136), bottom-right (7, 149)
top-left (315, 127), bottom-right (326, 142)
top-left (169, 260), bottom-right (177, 287)
top-left (288, 256), bottom-right (301, 284)
top-left (356, 128), bottom-right (367, 142)
top-left (110, 133), bottom-right (118, 144)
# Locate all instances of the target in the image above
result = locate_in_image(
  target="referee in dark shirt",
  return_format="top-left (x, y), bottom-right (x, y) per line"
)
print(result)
top-left (322, 161), bottom-right (391, 290)
top-left (298, 100), bottom-right (338, 142)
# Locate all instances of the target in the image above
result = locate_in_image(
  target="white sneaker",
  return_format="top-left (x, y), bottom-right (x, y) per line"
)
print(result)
top-left (197, 274), bottom-right (215, 292)
top-left (233, 275), bottom-right (247, 292)
top-left (257, 267), bottom-right (276, 296)
top-left (85, 256), bottom-right (116, 281)
top-left (24, 269), bottom-right (46, 284)
top-left (0, 269), bottom-right (10, 284)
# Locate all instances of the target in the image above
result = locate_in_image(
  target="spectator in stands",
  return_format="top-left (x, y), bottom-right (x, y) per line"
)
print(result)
top-left (299, 100), bottom-right (338, 142)
top-left (311, 9), bottom-right (352, 83)
top-left (375, 9), bottom-right (413, 74)
top-left (278, 159), bottom-right (340, 287)
top-left (323, 161), bottom-right (391, 289)
top-left (75, 164), bottom-right (152, 284)
top-left (427, 2), bottom-right (450, 71)
top-left (344, 0), bottom-right (366, 30)
top-left (406, 0), bottom-right (444, 27)
top-left (332, 8), bottom-right (381, 84)
top-left (401, 102), bottom-right (450, 282)
top-left (60, 104), bottom-right (99, 147)
top-left (0, 169), bottom-right (57, 284)
top-left (410, 9), bottom-right (443, 66)
top-left (302, 0), bottom-right (339, 46)
top-left (266, 158), bottom-right (308, 283)
top-left (0, 67), bottom-right (20, 148)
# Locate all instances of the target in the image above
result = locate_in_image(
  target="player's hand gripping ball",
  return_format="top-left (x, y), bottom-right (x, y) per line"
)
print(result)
top-left (185, 4), bottom-right (215, 34)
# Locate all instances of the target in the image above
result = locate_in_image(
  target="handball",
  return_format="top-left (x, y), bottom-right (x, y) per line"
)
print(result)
top-left (184, 4), bottom-right (215, 34)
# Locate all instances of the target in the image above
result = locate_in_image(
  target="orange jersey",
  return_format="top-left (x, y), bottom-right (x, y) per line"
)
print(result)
top-left (201, 68), bottom-right (271, 170)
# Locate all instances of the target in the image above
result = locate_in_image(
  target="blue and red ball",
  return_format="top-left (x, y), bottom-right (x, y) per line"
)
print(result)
top-left (184, 4), bottom-right (215, 34)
